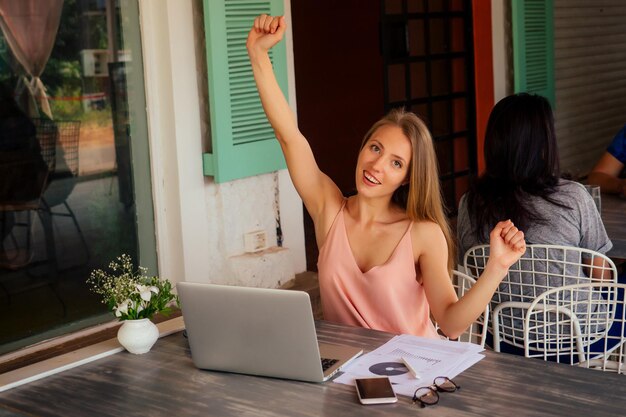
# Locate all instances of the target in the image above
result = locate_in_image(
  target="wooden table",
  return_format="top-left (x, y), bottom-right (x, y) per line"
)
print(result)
top-left (602, 193), bottom-right (626, 260)
top-left (1, 321), bottom-right (625, 416)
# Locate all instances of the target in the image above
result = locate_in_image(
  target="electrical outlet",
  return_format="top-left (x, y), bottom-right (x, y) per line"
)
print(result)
top-left (244, 230), bottom-right (267, 253)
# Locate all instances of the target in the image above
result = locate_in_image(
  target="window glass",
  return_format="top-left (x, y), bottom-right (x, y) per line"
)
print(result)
top-left (0, 0), bottom-right (153, 354)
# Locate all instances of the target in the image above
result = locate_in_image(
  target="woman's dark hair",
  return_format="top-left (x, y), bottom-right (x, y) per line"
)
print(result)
top-left (466, 93), bottom-right (568, 241)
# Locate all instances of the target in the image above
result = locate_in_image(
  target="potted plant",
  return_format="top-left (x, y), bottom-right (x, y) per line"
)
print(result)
top-left (87, 254), bottom-right (179, 354)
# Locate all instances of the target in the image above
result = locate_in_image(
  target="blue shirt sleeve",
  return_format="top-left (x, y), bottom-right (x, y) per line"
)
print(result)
top-left (607, 125), bottom-right (626, 164)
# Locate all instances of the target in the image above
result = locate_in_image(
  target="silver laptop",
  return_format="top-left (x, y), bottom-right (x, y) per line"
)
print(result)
top-left (178, 282), bottom-right (363, 382)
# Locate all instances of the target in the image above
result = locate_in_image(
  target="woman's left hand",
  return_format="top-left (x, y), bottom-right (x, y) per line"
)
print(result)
top-left (488, 220), bottom-right (526, 272)
top-left (247, 14), bottom-right (286, 57)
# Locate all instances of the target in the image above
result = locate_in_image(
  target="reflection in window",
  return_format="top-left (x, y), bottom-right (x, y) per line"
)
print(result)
top-left (0, 0), bottom-right (147, 354)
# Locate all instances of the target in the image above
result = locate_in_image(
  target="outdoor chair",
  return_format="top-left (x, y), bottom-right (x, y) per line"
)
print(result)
top-left (0, 160), bottom-right (49, 270)
top-left (463, 244), bottom-right (618, 353)
top-left (32, 118), bottom-right (58, 174)
top-left (39, 119), bottom-right (89, 266)
top-left (432, 270), bottom-right (489, 347)
top-left (524, 282), bottom-right (626, 373)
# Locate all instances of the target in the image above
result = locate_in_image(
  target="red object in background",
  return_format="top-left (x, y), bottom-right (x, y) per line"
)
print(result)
top-left (472, 0), bottom-right (495, 175)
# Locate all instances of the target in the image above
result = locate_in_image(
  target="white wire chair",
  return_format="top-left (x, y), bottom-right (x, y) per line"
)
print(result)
top-left (525, 282), bottom-right (626, 373)
top-left (432, 270), bottom-right (489, 347)
top-left (463, 244), bottom-right (618, 353)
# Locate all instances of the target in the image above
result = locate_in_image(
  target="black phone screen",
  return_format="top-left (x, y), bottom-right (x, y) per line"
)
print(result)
top-left (355, 377), bottom-right (395, 399)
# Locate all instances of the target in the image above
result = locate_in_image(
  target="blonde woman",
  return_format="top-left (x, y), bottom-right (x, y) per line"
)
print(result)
top-left (247, 15), bottom-right (526, 338)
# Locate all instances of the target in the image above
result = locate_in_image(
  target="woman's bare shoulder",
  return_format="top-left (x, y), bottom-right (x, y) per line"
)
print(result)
top-left (411, 220), bottom-right (445, 235)
top-left (410, 220), bottom-right (447, 255)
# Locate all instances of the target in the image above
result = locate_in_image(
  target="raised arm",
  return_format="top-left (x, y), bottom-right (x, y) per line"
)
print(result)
top-left (421, 220), bottom-right (525, 339)
top-left (588, 152), bottom-right (626, 196)
top-left (246, 15), bottom-right (342, 223)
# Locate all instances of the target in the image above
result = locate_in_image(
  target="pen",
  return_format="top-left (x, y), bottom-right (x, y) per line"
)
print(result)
top-left (401, 357), bottom-right (421, 380)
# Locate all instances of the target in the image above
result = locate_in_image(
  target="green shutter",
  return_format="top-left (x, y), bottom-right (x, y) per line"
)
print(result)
top-left (511, 0), bottom-right (555, 107)
top-left (202, 0), bottom-right (287, 183)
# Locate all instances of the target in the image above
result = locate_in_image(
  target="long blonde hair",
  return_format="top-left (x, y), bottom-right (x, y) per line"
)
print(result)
top-left (360, 108), bottom-right (455, 272)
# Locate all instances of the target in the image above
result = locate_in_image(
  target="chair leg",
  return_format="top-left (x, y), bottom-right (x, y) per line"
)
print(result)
top-left (62, 201), bottom-right (90, 262)
top-left (2, 211), bottom-right (20, 251)
top-left (0, 210), bottom-right (35, 269)
top-left (40, 197), bottom-right (90, 268)
top-left (36, 208), bottom-right (58, 277)
top-left (492, 312), bottom-right (502, 353)
top-left (25, 210), bottom-right (32, 258)
top-left (48, 279), bottom-right (67, 317)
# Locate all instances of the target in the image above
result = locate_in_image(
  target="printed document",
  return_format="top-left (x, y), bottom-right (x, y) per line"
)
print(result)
top-left (334, 334), bottom-right (484, 397)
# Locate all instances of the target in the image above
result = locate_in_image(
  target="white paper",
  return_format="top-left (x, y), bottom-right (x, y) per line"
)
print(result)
top-left (335, 334), bottom-right (484, 397)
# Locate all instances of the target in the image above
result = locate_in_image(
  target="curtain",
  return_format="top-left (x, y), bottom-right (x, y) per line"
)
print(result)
top-left (0, 0), bottom-right (64, 119)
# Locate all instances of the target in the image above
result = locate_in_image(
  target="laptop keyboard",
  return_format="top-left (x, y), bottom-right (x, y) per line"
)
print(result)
top-left (321, 358), bottom-right (339, 371)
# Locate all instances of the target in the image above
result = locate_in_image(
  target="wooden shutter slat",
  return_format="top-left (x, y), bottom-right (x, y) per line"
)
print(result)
top-left (203, 0), bottom-right (287, 182)
top-left (512, 0), bottom-right (555, 107)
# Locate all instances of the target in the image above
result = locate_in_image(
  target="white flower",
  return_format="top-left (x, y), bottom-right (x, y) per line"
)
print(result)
top-left (114, 299), bottom-right (131, 317)
top-left (137, 284), bottom-right (159, 302)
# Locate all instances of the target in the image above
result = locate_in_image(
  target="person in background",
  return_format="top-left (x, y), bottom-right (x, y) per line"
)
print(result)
top-left (588, 125), bottom-right (626, 197)
top-left (0, 81), bottom-right (48, 267)
top-left (458, 93), bottom-right (611, 259)
top-left (0, 80), bottom-right (47, 205)
top-left (247, 14), bottom-right (526, 340)
top-left (457, 93), bottom-right (613, 351)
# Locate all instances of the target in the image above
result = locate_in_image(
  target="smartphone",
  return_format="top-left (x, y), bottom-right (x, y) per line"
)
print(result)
top-left (355, 376), bottom-right (398, 405)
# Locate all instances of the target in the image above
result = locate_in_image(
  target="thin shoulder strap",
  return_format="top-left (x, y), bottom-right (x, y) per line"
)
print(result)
top-left (328, 198), bottom-right (347, 230)
top-left (318, 198), bottom-right (347, 252)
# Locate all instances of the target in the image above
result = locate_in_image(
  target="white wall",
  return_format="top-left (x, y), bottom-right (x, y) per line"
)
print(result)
top-left (491, 0), bottom-right (511, 103)
top-left (138, 0), bottom-right (305, 288)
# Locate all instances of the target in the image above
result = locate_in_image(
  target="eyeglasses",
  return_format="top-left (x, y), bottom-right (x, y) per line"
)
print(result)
top-left (412, 376), bottom-right (459, 407)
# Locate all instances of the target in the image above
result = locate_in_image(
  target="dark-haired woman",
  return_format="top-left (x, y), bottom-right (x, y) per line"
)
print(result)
top-left (457, 93), bottom-right (611, 265)
top-left (456, 93), bottom-right (613, 351)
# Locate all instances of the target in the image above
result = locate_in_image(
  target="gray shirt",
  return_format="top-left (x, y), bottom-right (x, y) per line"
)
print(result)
top-left (456, 179), bottom-right (613, 338)
top-left (457, 179), bottom-right (612, 261)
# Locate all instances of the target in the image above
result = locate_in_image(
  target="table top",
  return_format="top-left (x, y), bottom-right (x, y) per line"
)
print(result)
top-left (1, 321), bottom-right (625, 416)
top-left (602, 193), bottom-right (626, 260)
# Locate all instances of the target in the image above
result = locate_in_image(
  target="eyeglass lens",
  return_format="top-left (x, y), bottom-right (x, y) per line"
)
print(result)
top-left (434, 377), bottom-right (459, 392)
top-left (413, 387), bottom-right (438, 405)
top-left (413, 377), bottom-right (459, 407)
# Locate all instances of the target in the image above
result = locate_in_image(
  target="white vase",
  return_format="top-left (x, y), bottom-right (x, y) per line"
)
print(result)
top-left (117, 318), bottom-right (159, 354)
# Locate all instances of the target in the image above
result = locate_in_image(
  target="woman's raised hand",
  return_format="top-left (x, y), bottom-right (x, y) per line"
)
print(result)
top-left (247, 14), bottom-right (286, 56)
top-left (488, 220), bottom-right (526, 272)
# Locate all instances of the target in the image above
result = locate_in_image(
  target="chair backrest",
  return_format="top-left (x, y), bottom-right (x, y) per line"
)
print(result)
top-left (32, 117), bottom-right (58, 173)
top-left (34, 120), bottom-right (81, 208)
top-left (432, 270), bottom-right (489, 347)
top-left (54, 120), bottom-right (81, 177)
top-left (463, 244), bottom-right (618, 351)
top-left (525, 282), bottom-right (626, 374)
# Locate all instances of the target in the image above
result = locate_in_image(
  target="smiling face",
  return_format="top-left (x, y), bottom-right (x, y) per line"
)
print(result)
top-left (355, 124), bottom-right (412, 199)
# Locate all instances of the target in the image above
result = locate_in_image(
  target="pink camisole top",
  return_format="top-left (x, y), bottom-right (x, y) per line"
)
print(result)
top-left (317, 202), bottom-right (439, 338)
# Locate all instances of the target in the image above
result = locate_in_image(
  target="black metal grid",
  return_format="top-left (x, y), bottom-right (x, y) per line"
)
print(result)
top-left (381, 0), bottom-right (477, 215)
